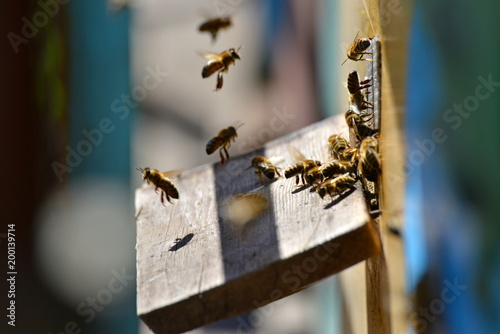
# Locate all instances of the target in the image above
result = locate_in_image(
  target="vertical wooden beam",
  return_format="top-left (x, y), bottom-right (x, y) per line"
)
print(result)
top-left (363, 1), bottom-right (412, 333)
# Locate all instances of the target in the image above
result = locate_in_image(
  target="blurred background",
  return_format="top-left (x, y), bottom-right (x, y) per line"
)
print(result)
top-left (1, 0), bottom-right (500, 333)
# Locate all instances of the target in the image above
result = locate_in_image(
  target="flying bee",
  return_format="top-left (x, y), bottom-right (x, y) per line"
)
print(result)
top-left (358, 136), bottom-right (381, 182)
top-left (138, 168), bottom-right (180, 205)
top-left (198, 16), bottom-right (232, 42)
top-left (341, 32), bottom-right (373, 65)
top-left (347, 70), bottom-right (373, 112)
top-left (316, 173), bottom-right (357, 199)
top-left (248, 156), bottom-right (282, 181)
top-left (200, 46), bottom-right (242, 91)
top-left (345, 109), bottom-right (377, 142)
top-left (206, 124), bottom-right (243, 165)
top-left (224, 192), bottom-right (268, 227)
top-left (320, 160), bottom-right (355, 179)
top-left (284, 147), bottom-right (322, 185)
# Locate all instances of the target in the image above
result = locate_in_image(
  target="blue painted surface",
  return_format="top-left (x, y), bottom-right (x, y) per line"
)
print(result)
top-left (406, 2), bottom-right (500, 333)
top-left (67, 1), bottom-right (131, 185)
top-left (405, 5), bottom-right (440, 294)
top-left (66, 2), bottom-right (136, 333)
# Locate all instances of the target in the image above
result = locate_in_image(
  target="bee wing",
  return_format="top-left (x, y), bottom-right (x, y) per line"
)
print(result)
top-left (287, 146), bottom-right (307, 162)
top-left (197, 50), bottom-right (220, 60)
top-left (161, 169), bottom-right (183, 179)
top-left (352, 31), bottom-right (360, 43)
top-left (266, 155), bottom-right (285, 165)
top-left (198, 8), bottom-right (215, 20)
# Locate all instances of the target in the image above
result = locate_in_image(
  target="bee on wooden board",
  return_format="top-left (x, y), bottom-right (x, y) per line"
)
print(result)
top-left (358, 136), bottom-right (381, 182)
top-left (345, 109), bottom-right (377, 142)
top-left (138, 168), bottom-right (180, 205)
top-left (341, 147), bottom-right (360, 165)
top-left (224, 192), bottom-right (268, 227)
top-left (248, 156), bottom-right (282, 181)
top-left (200, 46), bottom-right (242, 91)
top-left (316, 173), bottom-right (357, 199)
top-left (284, 147), bottom-right (322, 185)
top-left (304, 165), bottom-right (325, 185)
top-left (206, 124), bottom-right (243, 165)
top-left (328, 134), bottom-right (358, 161)
top-left (320, 160), bottom-right (356, 180)
top-left (347, 70), bottom-right (373, 112)
top-left (198, 16), bottom-right (232, 42)
top-left (304, 159), bottom-right (356, 186)
top-left (341, 32), bottom-right (373, 65)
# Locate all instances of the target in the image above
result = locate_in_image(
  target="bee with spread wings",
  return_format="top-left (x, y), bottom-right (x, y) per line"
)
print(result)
top-left (284, 146), bottom-right (322, 185)
top-left (199, 46), bottom-right (242, 91)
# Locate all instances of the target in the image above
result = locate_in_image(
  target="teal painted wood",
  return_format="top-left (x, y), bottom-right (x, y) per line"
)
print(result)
top-left (67, 1), bottom-right (131, 184)
top-left (66, 2), bottom-right (136, 334)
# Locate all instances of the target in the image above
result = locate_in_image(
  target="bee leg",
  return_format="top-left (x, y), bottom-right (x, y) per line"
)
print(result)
top-left (219, 148), bottom-right (226, 165)
top-left (295, 175), bottom-right (300, 185)
top-left (166, 193), bottom-right (173, 204)
top-left (255, 170), bottom-right (262, 182)
top-left (160, 191), bottom-right (166, 206)
top-left (215, 72), bottom-right (223, 91)
top-left (222, 146), bottom-right (230, 164)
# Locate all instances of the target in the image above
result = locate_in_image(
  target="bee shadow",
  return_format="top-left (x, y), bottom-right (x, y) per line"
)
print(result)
top-left (323, 188), bottom-right (356, 210)
top-left (291, 184), bottom-right (310, 194)
top-left (169, 233), bottom-right (195, 252)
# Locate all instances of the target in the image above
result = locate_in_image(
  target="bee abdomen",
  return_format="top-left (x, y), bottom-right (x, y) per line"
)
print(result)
top-left (347, 71), bottom-right (360, 94)
top-left (168, 184), bottom-right (180, 199)
top-left (354, 39), bottom-right (371, 53)
top-left (202, 62), bottom-right (223, 78)
top-left (206, 138), bottom-right (222, 154)
top-left (284, 166), bottom-right (302, 178)
top-left (262, 168), bottom-right (275, 179)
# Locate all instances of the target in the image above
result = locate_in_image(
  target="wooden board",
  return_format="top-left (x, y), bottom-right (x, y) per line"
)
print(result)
top-left (363, 1), bottom-right (410, 333)
top-left (136, 115), bottom-right (382, 333)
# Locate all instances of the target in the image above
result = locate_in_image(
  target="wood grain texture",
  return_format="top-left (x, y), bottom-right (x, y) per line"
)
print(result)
top-left (363, 1), bottom-right (411, 333)
top-left (136, 115), bottom-right (381, 333)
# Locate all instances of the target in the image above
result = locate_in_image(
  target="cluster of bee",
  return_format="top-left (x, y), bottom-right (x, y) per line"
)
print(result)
top-left (139, 30), bottom-right (380, 221)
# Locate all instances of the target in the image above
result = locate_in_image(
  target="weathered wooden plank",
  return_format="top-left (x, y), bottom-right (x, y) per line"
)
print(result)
top-left (136, 115), bottom-right (381, 333)
top-left (363, 1), bottom-right (410, 334)
top-left (337, 33), bottom-right (382, 334)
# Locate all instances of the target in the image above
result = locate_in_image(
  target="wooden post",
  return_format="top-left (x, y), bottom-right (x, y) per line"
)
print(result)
top-left (136, 116), bottom-right (381, 333)
top-left (363, 1), bottom-right (411, 333)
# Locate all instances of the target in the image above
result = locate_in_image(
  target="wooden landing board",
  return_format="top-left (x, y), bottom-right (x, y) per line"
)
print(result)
top-left (136, 115), bottom-right (381, 333)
